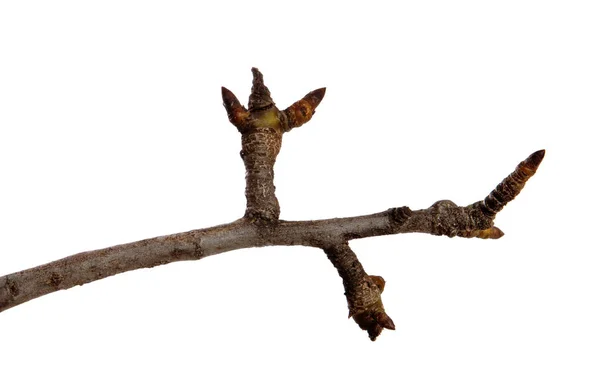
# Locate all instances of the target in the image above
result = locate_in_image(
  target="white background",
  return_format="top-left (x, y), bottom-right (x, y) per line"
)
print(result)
top-left (1, 1), bottom-right (598, 386)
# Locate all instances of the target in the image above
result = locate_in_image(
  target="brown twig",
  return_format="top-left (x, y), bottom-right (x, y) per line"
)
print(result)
top-left (0, 69), bottom-right (545, 340)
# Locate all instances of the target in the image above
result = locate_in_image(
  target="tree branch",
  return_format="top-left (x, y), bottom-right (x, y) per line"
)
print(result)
top-left (0, 69), bottom-right (545, 340)
top-left (0, 148), bottom-right (544, 313)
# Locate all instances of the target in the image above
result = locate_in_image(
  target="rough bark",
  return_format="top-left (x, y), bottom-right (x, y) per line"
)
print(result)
top-left (0, 68), bottom-right (545, 340)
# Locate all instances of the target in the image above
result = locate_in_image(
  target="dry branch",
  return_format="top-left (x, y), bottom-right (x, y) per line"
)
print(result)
top-left (0, 68), bottom-right (545, 340)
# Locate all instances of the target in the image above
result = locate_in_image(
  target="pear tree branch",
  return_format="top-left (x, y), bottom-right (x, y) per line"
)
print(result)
top-left (0, 68), bottom-right (545, 340)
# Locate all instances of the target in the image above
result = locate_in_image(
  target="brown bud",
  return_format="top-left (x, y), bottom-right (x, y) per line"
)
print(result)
top-left (376, 312), bottom-right (396, 330)
top-left (221, 87), bottom-right (249, 130)
top-left (368, 324), bottom-right (384, 341)
top-left (459, 226), bottom-right (504, 239)
top-left (282, 87), bottom-right (326, 131)
top-left (352, 309), bottom-right (396, 341)
top-left (481, 149), bottom-right (546, 217)
top-left (248, 67), bottom-right (275, 111)
top-left (523, 149), bottom-right (546, 172)
top-left (369, 275), bottom-right (386, 292)
top-left (350, 299), bottom-right (395, 341)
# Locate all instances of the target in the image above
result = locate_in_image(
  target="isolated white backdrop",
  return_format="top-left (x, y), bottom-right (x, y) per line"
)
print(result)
top-left (1, 1), bottom-right (598, 386)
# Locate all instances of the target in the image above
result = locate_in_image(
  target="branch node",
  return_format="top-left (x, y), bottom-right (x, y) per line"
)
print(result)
top-left (6, 277), bottom-right (19, 297)
top-left (389, 206), bottom-right (413, 227)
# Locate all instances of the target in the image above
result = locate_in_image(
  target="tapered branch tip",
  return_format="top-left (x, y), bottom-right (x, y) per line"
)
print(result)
top-left (525, 149), bottom-right (545, 170)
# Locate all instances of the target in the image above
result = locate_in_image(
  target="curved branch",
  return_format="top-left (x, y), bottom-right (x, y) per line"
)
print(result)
top-left (1, 68), bottom-right (545, 340)
top-left (0, 149), bottom-right (545, 319)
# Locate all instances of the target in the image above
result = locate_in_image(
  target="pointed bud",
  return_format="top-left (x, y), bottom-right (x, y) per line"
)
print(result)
top-left (222, 87), bottom-right (249, 130)
top-left (282, 87), bottom-right (326, 131)
top-left (350, 303), bottom-right (396, 341)
top-left (481, 149), bottom-right (546, 217)
top-left (524, 149), bottom-right (546, 171)
top-left (303, 87), bottom-right (326, 110)
top-left (376, 312), bottom-right (396, 330)
top-left (248, 67), bottom-right (275, 111)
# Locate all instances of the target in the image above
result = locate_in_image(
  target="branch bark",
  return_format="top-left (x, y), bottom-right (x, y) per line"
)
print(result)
top-left (0, 68), bottom-right (545, 340)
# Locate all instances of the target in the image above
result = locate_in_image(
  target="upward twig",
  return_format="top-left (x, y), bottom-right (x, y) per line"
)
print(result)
top-left (222, 68), bottom-right (325, 221)
top-left (0, 68), bottom-right (544, 340)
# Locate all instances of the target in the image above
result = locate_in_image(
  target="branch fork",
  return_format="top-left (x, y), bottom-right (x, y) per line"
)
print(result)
top-left (0, 68), bottom-right (545, 341)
